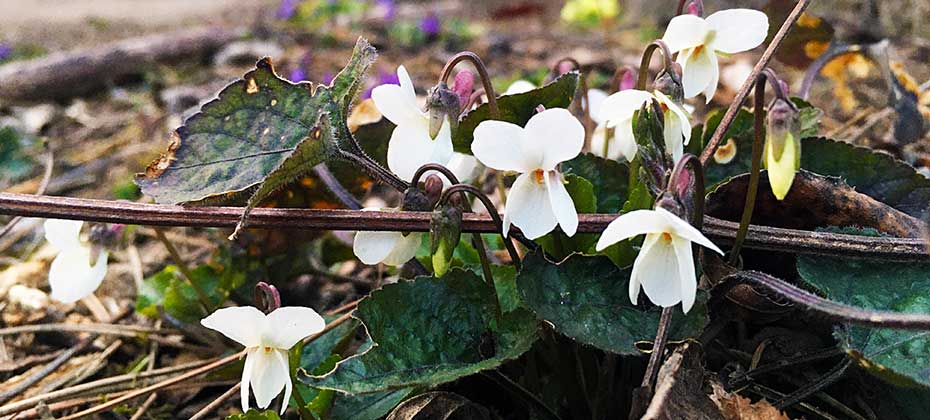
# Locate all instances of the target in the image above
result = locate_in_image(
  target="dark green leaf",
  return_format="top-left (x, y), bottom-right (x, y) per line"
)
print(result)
top-left (517, 252), bottom-right (708, 355)
top-left (561, 153), bottom-right (630, 214)
top-left (798, 254), bottom-right (930, 388)
top-left (386, 392), bottom-right (491, 420)
top-left (331, 389), bottom-right (418, 420)
top-left (452, 72), bottom-right (579, 154)
top-left (301, 269), bottom-right (538, 393)
top-left (0, 126), bottom-right (38, 187)
top-left (135, 264), bottom-right (237, 323)
top-left (225, 409), bottom-right (282, 420)
top-left (136, 38), bottom-right (376, 217)
top-left (491, 264), bottom-right (521, 314)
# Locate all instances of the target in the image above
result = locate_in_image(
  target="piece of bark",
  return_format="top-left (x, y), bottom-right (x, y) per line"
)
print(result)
top-left (0, 27), bottom-right (242, 103)
top-left (641, 344), bottom-right (725, 420)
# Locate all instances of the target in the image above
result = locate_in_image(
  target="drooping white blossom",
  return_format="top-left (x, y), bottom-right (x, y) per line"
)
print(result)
top-left (662, 9), bottom-right (769, 102)
top-left (597, 89), bottom-right (692, 161)
top-left (472, 108), bottom-right (583, 239)
top-left (595, 208), bottom-right (723, 313)
top-left (201, 306), bottom-right (325, 414)
top-left (353, 208), bottom-right (423, 266)
top-left (43, 219), bottom-right (108, 303)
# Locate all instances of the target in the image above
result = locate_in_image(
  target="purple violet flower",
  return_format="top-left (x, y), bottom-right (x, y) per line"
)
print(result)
top-left (276, 0), bottom-right (299, 20)
top-left (0, 44), bottom-right (11, 61)
top-left (419, 13), bottom-right (441, 37)
top-left (362, 69), bottom-right (401, 99)
top-left (376, 0), bottom-right (396, 21)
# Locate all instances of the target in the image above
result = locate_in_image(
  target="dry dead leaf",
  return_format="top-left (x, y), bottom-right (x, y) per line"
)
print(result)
top-left (710, 382), bottom-right (791, 420)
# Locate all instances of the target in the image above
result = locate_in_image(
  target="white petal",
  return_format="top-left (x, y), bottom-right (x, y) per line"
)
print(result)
top-left (586, 89), bottom-right (610, 123)
top-left (386, 120), bottom-right (453, 182)
top-left (634, 233), bottom-right (683, 308)
top-left (524, 108), bottom-right (585, 170)
top-left (277, 349), bottom-right (293, 415)
top-left (381, 232), bottom-right (422, 266)
top-left (504, 80), bottom-right (536, 95)
top-left (241, 348), bottom-right (257, 412)
top-left (590, 123), bottom-right (625, 161)
top-left (701, 50), bottom-right (720, 104)
top-left (44, 219), bottom-right (83, 251)
top-left (656, 207), bottom-right (724, 255)
top-left (48, 248), bottom-right (108, 304)
top-left (678, 46), bottom-right (719, 101)
top-left (264, 307), bottom-right (326, 349)
top-left (544, 171), bottom-right (578, 237)
top-left (595, 210), bottom-right (672, 251)
top-left (353, 230), bottom-right (403, 265)
top-left (599, 90), bottom-right (654, 129)
top-left (371, 65), bottom-right (422, 127)
top-left (249, 348), bottom-right (289, 410)
top-left (706, 9), bottom-right (769, 54)
top-left (446, 153), bottom-right (481, 183)
top-left (654, 90), bottom-right (692, 146)
top-left (201, 306), bottom-right (266, 348)
top-left (502, 172), bottom-right (557, 240)
top-left (663, 108), bottom-right (685, 161)
top-left (662, 14), bottom-right (708, 52)
top-left (472, 120), bottom-right (538, 172)
top-left (615, 121), bottom-right (639, 162)
top-left (673, 237), bottom-right (698, 313)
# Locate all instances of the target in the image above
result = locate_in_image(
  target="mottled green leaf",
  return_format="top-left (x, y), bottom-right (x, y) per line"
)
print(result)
top-left (798, 254), bottom-right (930, 388)
top-left (136, 38), bottom-right (376, 219)
top-left (0, 126), bottom-right (38, 187)
top-left (561, 153), bottom-right (630, 214)
top-left (491, 264), bottom-right (521, 314)
top-left (301, 269), bottom-right (538, 394)
top-left (516, 252), bottom-right (708, 355)
top-left (331, 389), bottom-right (418, 420)
top-left (452, 72), bottom-right (579, 154)
top-left (136, 264), bottom-right (241, 323)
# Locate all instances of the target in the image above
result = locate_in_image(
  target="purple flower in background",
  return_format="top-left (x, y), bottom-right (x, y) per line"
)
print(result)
top-left (419, 13), bottom-right (441, 37)
top-left (619, 70), bottom-right (635, 91)
top-left (322, 72), bottom-right (335, 85)
top-left (375, 0), bottom-right (396, 21)
top-left (276, 0), bottom-right (299, 20)
top-left (289, 68), bottom-right (307, 82)
top-left (362, 69), bottom-right (401, 99)
top-left (0, 44), bottom-right (11, 61)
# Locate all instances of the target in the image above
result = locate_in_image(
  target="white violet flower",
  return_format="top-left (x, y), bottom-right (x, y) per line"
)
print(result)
top-left (201, 306), bottom-right (325, 414)
top-left (472, 108), bottom-right (583, 240)
top-left (44, 219), bottom-right (109, 303)
top-left (503, 79), bottom-right (537, 96)
top-left (353, 208), bottom-right (423, 266)
top-left (595, 208), bottom-right (723, 313)
top-left (597, 89), bottom-right (692, 162)
top-left (662, 9), bottom-right (769, 102)
top-left (373, 65), bottom-right (458, 183)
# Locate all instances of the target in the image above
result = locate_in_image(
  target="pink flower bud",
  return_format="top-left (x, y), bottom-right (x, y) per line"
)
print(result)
top-left (452, 69), bottom-right (474, 107)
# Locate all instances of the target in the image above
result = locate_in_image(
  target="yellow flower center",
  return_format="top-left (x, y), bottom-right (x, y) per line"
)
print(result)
top-left (263, 346), bottom-right (273, 353)
top-left (533, 169), bottom-right (545, 184)
top-left (661, 232), bottom-right (673, 242)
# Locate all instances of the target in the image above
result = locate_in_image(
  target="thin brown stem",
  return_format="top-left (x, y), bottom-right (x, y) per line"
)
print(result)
top-left (552, 57), bottom-right (593, 148)
top-left (639, 307), bottom-right (674, 397)
top-left (729, 76), bottom-right (768, 266)
top-left (700, 0), bottom-right (812, 165)
top-left (636, 40), bottom-right (674, 91)
top-left (128, 393), bottom-right (158, 420)
top-left (189, 383), bottom-right (240, 420)
top-left (439, 184), bottom-right (523, 269)
top-left (0, 193), bottom-right (925, 261)
top-left (439, 52), bottom-right (499, 118)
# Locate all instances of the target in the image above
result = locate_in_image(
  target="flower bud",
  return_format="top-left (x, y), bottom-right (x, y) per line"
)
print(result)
top-left (764, 98), bottom-right (801, 200)
top-left (402, 186), bottom-right (432, 212)
top-left (653, 65), bottom-right (684, 103)
top-left (423, 174), bottom-right (444, 207)
top-left (655, 193), bottom-right (686, 221)
top-left (452, 69), bottom-right (474, 107)
top-left (89, 223), bottom-right (124, 249)
top-left (430, 203), bottom-right (463, 277)
top-left (426, 82), bottom-right (461, 139)
top-left (686, 0), bottom-right (704, 16)
top-left (254, 282), bottom-right (281, 314)
top-left (618, 70), bottom-right (636, 91)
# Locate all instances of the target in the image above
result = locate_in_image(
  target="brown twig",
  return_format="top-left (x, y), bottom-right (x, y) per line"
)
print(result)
top-left (189, 383), bottom-right (241, 420)
top-left (0, 192), bottom-right (925, 261)
top-left (699, 0), bottom-right (812, 165)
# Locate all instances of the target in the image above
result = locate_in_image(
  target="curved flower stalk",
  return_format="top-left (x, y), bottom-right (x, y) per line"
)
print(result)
top-left (353, 208), bottom-right (423, 266)
top-left (595, 208), bottom-right (723, 313)
top-left (472, 108), bottom-right (584, 240)
top-left (43, 219), bottom-right (109, 303)
top-left (597, 89), bottom-right (692, 161)
top-left (373, 65), bottom-right (460, 183)
top-left (662, 9), bottom-right (769, 102)
top-left (201, 306), bottom-right (325, 414)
